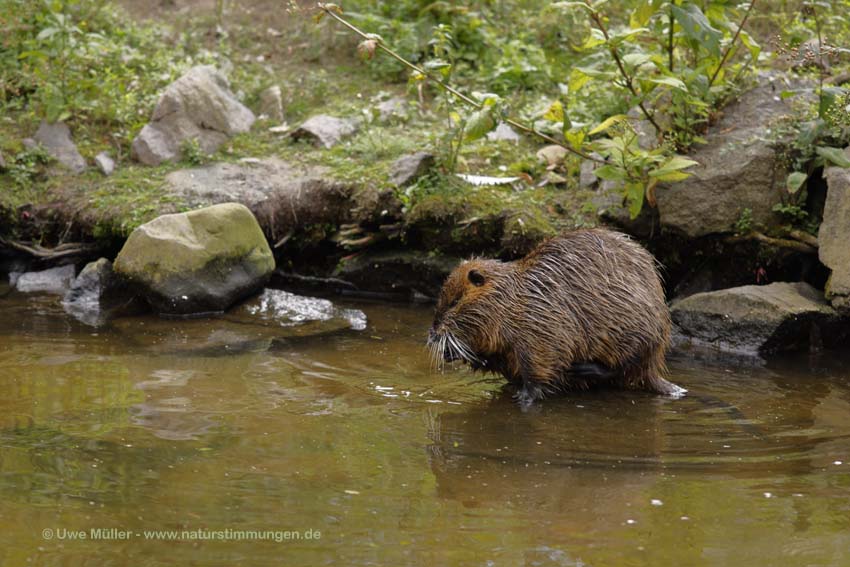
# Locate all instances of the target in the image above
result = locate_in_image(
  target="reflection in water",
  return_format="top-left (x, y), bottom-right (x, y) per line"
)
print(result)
top-left (2, 289), bottom-right (850, 566)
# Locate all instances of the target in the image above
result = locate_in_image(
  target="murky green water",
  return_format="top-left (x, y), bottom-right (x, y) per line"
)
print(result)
top-left (2, 287), bottom-right (850, 566)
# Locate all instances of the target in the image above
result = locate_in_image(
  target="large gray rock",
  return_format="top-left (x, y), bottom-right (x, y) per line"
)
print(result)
top-left (113, 203), bottom-right (274, 315)
top-left (15, 264), bottom-right (76, 294)
top-left (655, 76), bottom-right (813, 238)
top-left (390, 152), bottom-right (435, 187)
top-left (62, 258), bottom-right (145, 326)
top-left (164, 158), bottom-right (355, 236)
top-left (671, 282), bottom-right (842, 356)
top-left (34, 121), bottom-right (86, 173)
top-left (820, 158), bottom-right (850, 314)
top-left (290, 115), bottom-right (358, 148)
top-left (131, 66), bottom-right (255, 166)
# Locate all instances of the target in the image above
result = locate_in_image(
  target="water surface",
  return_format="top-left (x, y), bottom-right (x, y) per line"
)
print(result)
top-left (2, 289), bottom-right (850, 566)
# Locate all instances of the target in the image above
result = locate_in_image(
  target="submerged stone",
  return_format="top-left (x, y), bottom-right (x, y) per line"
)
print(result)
top-left (15, 264), bottom-right (76, 294)
top-left (226, 289), bottom-right (367, 332)
top-left (62, 258), bottom-right (146, 326)
top-left (113, 203), bottom-right (274, 315)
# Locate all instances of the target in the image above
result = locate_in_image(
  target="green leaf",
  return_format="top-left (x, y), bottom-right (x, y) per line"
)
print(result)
top-left (574, 65), bottom-right (616, 80)
top-left (565, 129), bottom-right (586, 150)
top-left (647, 76), bottom-right (687, 91)
top-left (652, 171), bottom-right (691, 182)
top-left (671, 3), bottom-right (723, 56)
top-left (608, 27), bottom-right (649, 46)
top-left (622, 53), bottom-right (652, 68)
top-left (588, 114), bottom-right (628, 135)
top-left (786, 172), bottom-right (808, 195)
top-left (464, 108), bottom-right (497, 142)
top-left (625, 182), bottom-right (645, 219)
top-left (650, 155), bottom-right (699, 178)
top-left (816, 146), bottom-right (850, 168)
top-left (543, 101), bottom-right (565, 122)
top-left (594, 164), bottom-right (627, 181)
top-left (629, 0), bottom-right (656, 28)
top-left (568, 68), bottom-right (592, 92)
top-left (739, 30), bottom-right (761, 62)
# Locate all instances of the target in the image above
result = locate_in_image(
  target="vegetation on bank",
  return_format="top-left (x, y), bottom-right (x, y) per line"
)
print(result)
top-left (0, 0), bottom-right (849, 251)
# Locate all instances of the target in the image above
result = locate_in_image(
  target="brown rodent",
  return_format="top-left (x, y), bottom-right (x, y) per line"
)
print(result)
top-left (427, 228), bottom-right (685, 406)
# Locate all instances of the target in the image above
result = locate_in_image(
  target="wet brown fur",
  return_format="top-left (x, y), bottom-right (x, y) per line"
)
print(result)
top-left (428, 228), bottom-right (684, 405)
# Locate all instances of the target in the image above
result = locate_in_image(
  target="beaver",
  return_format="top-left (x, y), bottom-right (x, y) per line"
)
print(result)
top-left (427, 228), bottom-right (685, 406)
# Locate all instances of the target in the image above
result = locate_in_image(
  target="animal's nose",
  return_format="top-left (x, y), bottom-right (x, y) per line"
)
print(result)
top-left (427, 328), bottom-right (437, 343)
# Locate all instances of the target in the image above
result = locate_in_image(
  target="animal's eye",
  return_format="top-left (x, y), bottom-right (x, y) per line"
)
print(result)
top-left (448, 297), bottom-right (459, 309)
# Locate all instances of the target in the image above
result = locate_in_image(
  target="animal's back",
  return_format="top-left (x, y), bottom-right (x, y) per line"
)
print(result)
top-left (503, 229), bottom-right (671, 382)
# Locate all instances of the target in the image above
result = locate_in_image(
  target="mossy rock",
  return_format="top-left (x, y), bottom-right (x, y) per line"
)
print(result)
top-left (113, 202), bottom-right (274, 315)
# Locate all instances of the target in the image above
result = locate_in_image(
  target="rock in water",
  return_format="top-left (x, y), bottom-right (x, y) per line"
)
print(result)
top-left (671, 282), bottom-right (843, 357)
top-left (290, 115), bottom-right (358, 148)
top-left (15, 264), bottom-right (77, 294)
top-left (34, 121), bottom-right (87, 173)
top-left (131, 66), bottom-right (255, 166)
top-left (226, 289), bottom-right (367, 333)
top-left (113, 203), bottom-right (275, 315)
top-left (819, 158), bottom-right (850, 314)
top-left (62, 258), bottom-right (145, 326)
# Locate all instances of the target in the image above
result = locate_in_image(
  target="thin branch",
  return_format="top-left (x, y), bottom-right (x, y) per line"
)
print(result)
top-left (0, 237), bottom-right (94, 259)
top-left (708, 0), bottom-right (757, 88)
top-left (317, 3), bottom-right (604, 164)
top-left (587, 9), bottom-right (663, 135)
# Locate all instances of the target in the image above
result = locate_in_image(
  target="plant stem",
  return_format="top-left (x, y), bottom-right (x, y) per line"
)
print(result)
top-left (708, 0), bottom-right (757, 88)
top-left (316, 3), bottom-right (604, 164)
top-left (812, 3), bottom-right (824, 111)
top-left (668, 0), bottom-right (675, 72)
top-left (587, 9), bottom-right (663, 135)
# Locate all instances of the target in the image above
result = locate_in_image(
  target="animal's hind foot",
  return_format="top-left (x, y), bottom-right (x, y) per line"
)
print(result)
top-left (652, 377), bottom-right (687, 398)
top-left (514, 381), bottom-right (545, 409)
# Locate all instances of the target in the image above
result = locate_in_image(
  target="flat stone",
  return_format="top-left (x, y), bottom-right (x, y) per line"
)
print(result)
top-left (671, 281), bottom-right (843, 356)
top-left (16, 264), bottom-right (76, 294)
top-left (389, 152), bottom-right (435, 187)
top-left (34, 121), bottom-right (86, 173)
top-left (290, 115), bottom-right (358, 149)
top-left (376, 96), bottom-right (407, 122)
top-left (164, 158), bottom-right (356, 235)
top-left (819, 155), bottom-right (850, 313)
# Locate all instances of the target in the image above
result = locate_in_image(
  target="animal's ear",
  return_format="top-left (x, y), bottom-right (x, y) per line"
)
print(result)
top-left (468, 269), bottom-right (486, 287)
